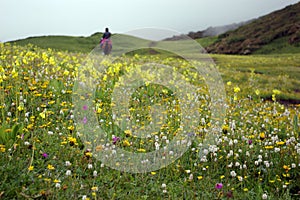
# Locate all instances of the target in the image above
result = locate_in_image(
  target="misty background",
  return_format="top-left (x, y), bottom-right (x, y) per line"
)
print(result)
top-left (1, 0), bottom-right (299, 42)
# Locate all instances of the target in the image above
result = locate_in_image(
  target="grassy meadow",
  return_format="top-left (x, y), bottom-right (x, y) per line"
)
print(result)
top-left (0, 40), bottom-right (299, 200)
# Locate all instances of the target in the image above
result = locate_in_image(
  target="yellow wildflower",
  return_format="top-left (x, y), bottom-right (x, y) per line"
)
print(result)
top-left (124, 129), bottom-right (132, 137)
top-left (47, 164), bottom-right (55, 170)
top-left (272, 89), bottom-right (281, 95)
top-left (123, 140), bottom-right (130, 147)
top-left (39, 112), bottom-right (46, 119)
top-left (233, 86), bottom-right (240, 93)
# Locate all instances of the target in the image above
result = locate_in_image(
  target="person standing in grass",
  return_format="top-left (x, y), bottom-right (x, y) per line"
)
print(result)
top-left (100, 28), bottom-right (112, 55)
top-left (102, 27), bottom-right (111, 40)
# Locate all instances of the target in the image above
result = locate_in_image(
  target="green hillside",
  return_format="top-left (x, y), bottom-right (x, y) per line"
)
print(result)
top-left (9, 33), bottom-right (103, 53)
top-left (196, 36), bottom-right (218, 48)
top-left (7, 33), bottom-right (218, 55)
top-left (207, 2), bottom-right (300, 54)
top-left (253, 36), bottom-right (300, 54)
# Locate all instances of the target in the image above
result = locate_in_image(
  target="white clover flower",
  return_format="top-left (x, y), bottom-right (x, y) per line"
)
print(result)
top-left (88, 164), bottom-right (93, 169)
top-left (246, 151), bottom-right (250, 156)
top-left (25, 112), bottom-right (30, 117)
top-left (161, 183), bottom-right (166, 188)
top-left (200, 156), bottom-right (207, 162)
top-left (65, 161), bottom-right (71, 166)
top-left (262, 193), bottom-right (268, 199)
top-left (82, 195), bottom-right (87, 200)
top-left (189, 174), bottom-right (193, 181)
top-left (291, 163), bottom-right (296, 168)
top-left (55, 183), bottom-right (61, 188)
top-left (230, 170), bottom-right (236, 177)
top-left (66, 170), bottom-right (72, 176)
top-left (238, 176), bottom-right (243, 181)
top-left (93, 170), bottom-right (98, 177)
top-left (264, 162), bottom-right (270, 168)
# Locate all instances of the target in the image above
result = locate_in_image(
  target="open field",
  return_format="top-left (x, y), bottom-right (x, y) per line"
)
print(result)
top-left (0, 42), bottom-right (299, 199)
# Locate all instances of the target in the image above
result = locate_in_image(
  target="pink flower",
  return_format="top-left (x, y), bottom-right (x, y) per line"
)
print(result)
top-left (112, 136), bottom-right (120, 144)
top-left (82, 117), bottom-right (87, 124)
top-left (215, 183), bottom-right (223, 190)
top-left (42, 153), bottom-right (48, 158)
top-left (82, 105), bottom-right (88, 110)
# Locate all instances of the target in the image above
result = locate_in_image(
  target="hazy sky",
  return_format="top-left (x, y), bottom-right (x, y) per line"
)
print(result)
top-left (1, 0), bottom-right (299, 42)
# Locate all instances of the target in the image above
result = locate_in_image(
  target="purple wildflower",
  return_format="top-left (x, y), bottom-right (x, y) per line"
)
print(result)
top-left (82, 117), bottom-right (87, 124)
top-left (215, 183), bottom-right (223, 190)
top-left (42, 153), bottom-right (48, 158)
top-left (112, 136), bottom-right (120, 144)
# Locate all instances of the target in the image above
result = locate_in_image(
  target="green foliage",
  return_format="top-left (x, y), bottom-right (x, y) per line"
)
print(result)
top-left (0, 123), bottom-right (23, 145)
top-left (227, 35), bottom-right (246, 44)
top-left (254, 36), bottom-right (300, 54)
top-left (195, 36), bottom-right (218, 48)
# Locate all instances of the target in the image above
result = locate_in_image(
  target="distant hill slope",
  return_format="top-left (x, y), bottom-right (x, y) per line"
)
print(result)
top-left (6, 32), bottom-right (218, 55)
top-left (165, 21), bottom-right (252, 41)
top-left (189, 21), bottom-right (252, 38)
top-left (7, 33), bottom-right (166, 55)
top-left (207, 2), bottom-right (300, 54)
top-left (8, 32), bottom-right (103, 53)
